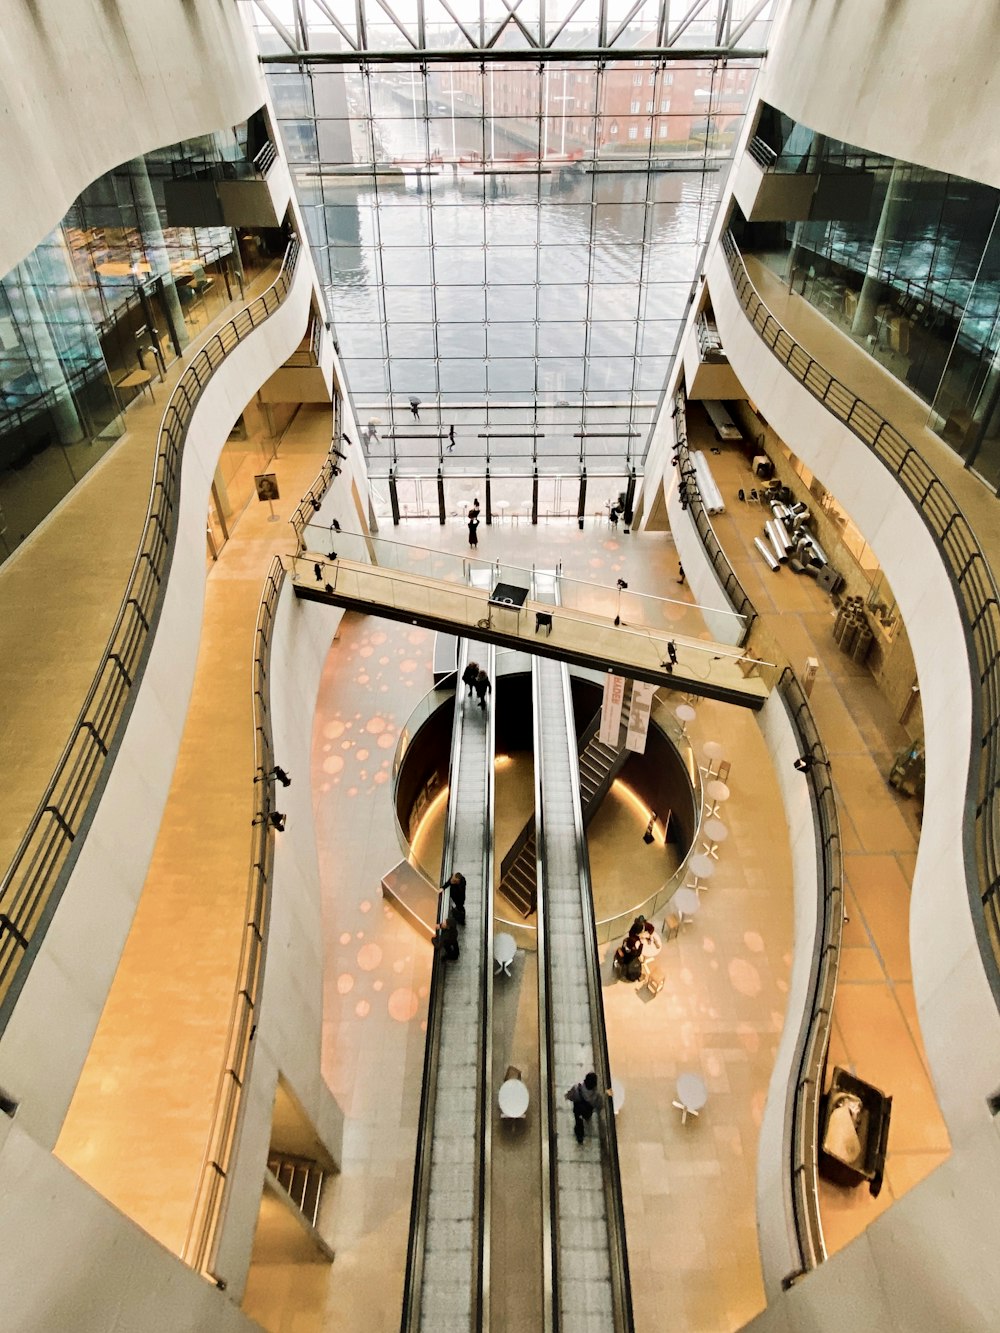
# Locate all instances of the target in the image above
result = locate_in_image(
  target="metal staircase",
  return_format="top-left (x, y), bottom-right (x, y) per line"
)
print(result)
top-left (498, 684), bottom-right (635, 918)
top-left (267, 1153), bottom-right (326, 1229)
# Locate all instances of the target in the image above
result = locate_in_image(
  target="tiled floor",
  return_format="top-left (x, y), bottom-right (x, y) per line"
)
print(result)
top-left (297, 517), bottom-right (794, 1333)
top-left (686, 407), bottom-right (950, 1255)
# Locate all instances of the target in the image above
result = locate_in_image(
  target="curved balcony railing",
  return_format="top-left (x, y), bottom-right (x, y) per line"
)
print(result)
top-left (0, 238), bottom-right (301, 1035)
top-left (184, 556), bottom-right (285, 1278)
top-left (290, 396), bottom-right (345, 549)
top-left (670, 387), bottom-right (756, 640)
top-left (777, 667), bottom-right (843, 1272)
top-left (722, 229), bottom-right (1000, 1000)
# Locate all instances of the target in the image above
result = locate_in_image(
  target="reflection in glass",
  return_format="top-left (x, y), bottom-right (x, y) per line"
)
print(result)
top-left (1, 121), bottom-right (267, 563)
top-left (743, 105), bottom-right (1000, 489)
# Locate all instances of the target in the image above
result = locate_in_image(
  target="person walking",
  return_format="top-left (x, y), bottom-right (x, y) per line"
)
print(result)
top-left (442, 871), bottom-right (467, 926)
top-left (447, 424), bottom-right (456, 451)
top-left (462, 660), bottom-right (480, 696)
top-left (565, 1071), bottom-right (607, 1144)
top-left (433, 917), bottom-right (460, 961)
top-left (468, 512), bottom-right (479, 548)
top-left (474, 668), bottom-right (491, 711)
top-left (409, 396), bottom-right (421, 420)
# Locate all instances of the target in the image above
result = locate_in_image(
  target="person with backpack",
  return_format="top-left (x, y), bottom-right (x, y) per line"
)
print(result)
top-left (565, 1071), bottom-right (607, 1144)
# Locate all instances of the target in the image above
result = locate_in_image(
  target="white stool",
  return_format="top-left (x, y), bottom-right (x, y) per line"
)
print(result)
top-left (702, 740), bottom-right (724, 775)
top-left (675, 703), bottom-right (697, 737)
top-left (686, 853), bottom-right (715, 893)
top-left (701, 817), bottom-right (729, 859)
top-left (705, 778), bottom-right (730, 818)
top-left (671, 886), bottom-right (700, 926)
top-left (673, 1072), bottom-right (708, 1124)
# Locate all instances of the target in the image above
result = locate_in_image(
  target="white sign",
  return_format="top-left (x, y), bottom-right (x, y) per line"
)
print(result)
top-left (625, 682), bottom-right (657, 754)
top-left (599, 673), bottom-right (625, 745)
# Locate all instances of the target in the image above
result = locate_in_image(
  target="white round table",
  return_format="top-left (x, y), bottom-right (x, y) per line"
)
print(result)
top-left (674, 1072), bottom-right (708, 1123)
top-left (702, 817), bottom-right (729, 858)
top-left (702, 740), bottom-right (725, 773)
top-left (498, 1078), bottom-right (529, 1119)
top-left (671, 886), bottom-right (701, 924)
top-left (687, 853), bottom-right (715, 890)
top-left (495, 499), bottom-right (511, 523)
top-left (494, 932), bottom-right (517, 975)
top-left (706, 778), bottom-right (731, 817)
top-left (675, 703), bottom-right (696, 736)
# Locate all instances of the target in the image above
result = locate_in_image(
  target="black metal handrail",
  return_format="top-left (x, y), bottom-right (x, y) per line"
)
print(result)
top-left (777, 667), bottom-right (843, 1273)
top-left (670, 388), bottom-right (756, 642)
top-left (183, 555), bottom-right (286, 1277)
top-left (722, 229), bottom-right (1000, 999)
top-left (0, 239), bottom-right (301, 1035)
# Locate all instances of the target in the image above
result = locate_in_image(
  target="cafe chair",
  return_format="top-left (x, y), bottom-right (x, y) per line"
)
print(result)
top-left (645, 961), bottom-right (666, 997)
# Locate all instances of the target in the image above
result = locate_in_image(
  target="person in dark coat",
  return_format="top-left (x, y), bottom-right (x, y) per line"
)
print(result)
top-left (409, 396), bottom-right (421, 420)
top-left (565, 1071), bottom-right (607, 1143)
top-left (468, 513), bottom-right (479, 548)
top-left (433, 917), bottom-right (460, 961)
top-left (462, 660), bottom-right (479, 696)
top-left (474, 669), bottom-right (491, 710)
top-left (442, 871), bottom-right (467, 926)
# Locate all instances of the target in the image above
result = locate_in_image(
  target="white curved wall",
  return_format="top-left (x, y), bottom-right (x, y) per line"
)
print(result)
top-left (762, 0), bottom-right (1000, 188)
top-left (0, 0), bottom-right (263, 274)
top-left (212, 465), bottom-right (368, 1295)
top-left (708, 247), bottom-right (1000, 1326)
top-left (0, 257), bottom-right (315, 1149)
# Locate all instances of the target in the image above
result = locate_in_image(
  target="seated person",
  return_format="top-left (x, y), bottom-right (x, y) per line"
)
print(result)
top-left (640, 920), bottom-right (662, 955)
top-left (614, 928), bottom-right (644, 982)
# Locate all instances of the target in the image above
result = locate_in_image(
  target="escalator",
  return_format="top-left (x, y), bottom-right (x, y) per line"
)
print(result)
top-left (532, 570), bottom-right (633, 1331)
top-left (400, 637), bottom-right (496, 1331)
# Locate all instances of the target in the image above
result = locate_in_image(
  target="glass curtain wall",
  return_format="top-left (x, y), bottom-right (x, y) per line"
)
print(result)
top-left (0, 129), bottom-right (258, 563)
top-left (262, 53), bottom-right (759, 515)
top-left (743, 108), bottom-right (1000, 491)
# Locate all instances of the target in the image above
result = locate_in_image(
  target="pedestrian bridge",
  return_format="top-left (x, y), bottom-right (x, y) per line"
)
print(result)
top-left (289, 547), bottom-right (772, 709)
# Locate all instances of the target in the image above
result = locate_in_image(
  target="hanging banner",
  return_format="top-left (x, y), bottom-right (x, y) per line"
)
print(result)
top-left (599, 673), bottom-right (625, 745)
top-left (625, 682), bottom-right (657, 754)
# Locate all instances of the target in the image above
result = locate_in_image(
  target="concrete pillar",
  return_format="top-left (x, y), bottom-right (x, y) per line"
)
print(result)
top-left (127, 155), bottom-right (189, 352)
top-left (851, 161), bottom-right (909, 339)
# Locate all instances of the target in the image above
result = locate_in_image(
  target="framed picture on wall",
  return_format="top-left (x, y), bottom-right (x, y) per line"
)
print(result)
top-left (255, 473), bottom-right (280, 502)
